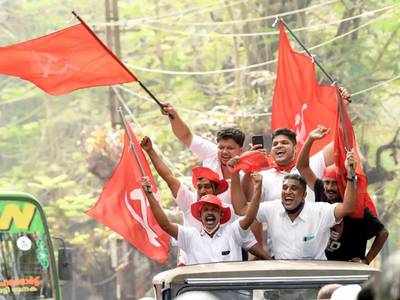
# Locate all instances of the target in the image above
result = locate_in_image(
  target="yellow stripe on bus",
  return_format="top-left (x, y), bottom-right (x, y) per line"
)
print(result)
top-left (0, 203), bottom-right (36, 231)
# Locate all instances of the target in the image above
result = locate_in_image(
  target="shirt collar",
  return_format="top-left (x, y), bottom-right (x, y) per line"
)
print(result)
top-left (279, 201), bottom-right (308, 222)
top-left (200, 225), bottom-right (222, 237)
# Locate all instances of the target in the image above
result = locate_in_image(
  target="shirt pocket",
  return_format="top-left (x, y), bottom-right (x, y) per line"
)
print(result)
top-left (302, 233), bottom-right (317, 259)
top-left (218, 240), bottom-right (234, 262)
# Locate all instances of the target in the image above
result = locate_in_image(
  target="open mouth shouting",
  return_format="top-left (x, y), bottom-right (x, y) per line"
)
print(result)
top-left (275, 149), bottom-right (287, 160)
top-left (282, 194), bottom-right (295, 209)
top-left (204, 214), bottom-right (216, 225)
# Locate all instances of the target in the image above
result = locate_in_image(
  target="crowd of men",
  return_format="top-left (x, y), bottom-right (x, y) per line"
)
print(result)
top-left (140, 99), bottom-right (388, 266)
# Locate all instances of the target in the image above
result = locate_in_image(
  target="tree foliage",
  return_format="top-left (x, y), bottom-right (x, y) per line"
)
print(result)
top-left (0, 0), bottom-right (399, 298)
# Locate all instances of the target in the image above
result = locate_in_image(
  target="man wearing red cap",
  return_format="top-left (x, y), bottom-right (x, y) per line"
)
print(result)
top-left (141, 137), bottom-right (268, 263)
top-left (297, 126), bottom-right (388, 264)
top-left (141, 172), bottom-right (263, 265)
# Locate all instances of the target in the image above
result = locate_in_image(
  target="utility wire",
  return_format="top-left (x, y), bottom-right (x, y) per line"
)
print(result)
top-left (116, 84), bottom-right (265, 119)
top-left (93, 0), bottom-right (338, 27)
top-left (120, 5), bottom-right (396, 38)
top-left (111, 86), bottom-right (187, 179)
top-left (147, 0), bottom-right (340, 26)
top-left (125, 8), bottom-right (395, 76)
top-left (116, 76), bottom-right (399, 122)
top-left (126, 60), bottom-right (275, 75)
top-left (351, 74), bottom-right (400, 97)
top-left (92, 0), bottom-right (250, 27)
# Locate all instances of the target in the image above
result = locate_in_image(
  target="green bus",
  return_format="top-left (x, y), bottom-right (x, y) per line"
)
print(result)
top-left (0, 192), bottom-right (71, 300)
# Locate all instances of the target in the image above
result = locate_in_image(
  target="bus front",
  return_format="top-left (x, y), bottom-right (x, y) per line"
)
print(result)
top-left (0, 193), bottom-right (60, 300)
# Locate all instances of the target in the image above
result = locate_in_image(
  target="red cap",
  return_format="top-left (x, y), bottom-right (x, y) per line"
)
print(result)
top-left (192, 166), bottom-right (229, 195)
top-left (191, 194), bottom-right (231, 224)
top-left (323, 165), bottom-right (339, 181)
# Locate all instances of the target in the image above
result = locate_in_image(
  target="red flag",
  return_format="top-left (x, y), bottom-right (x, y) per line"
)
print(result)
top-left (334, 91), bottom-right (377, 218)
top-left (87, 124), bottom-right (170, 264)
top-left (0, 23), bottom-right (136, 95)
top-left (233, 151), bottom-right (274, 173)
top-left (271, 23), bottom-right (337, 154)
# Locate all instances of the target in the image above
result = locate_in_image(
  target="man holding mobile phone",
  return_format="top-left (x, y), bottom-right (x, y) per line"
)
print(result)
top-left (251, 135), bottom-right (265, 149)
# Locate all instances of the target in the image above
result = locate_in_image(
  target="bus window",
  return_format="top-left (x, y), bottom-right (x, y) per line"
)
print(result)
top-left (0, 199), bottom-right (55, 299)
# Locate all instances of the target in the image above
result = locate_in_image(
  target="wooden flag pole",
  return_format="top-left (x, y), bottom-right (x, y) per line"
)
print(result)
top-left (117, 106), bottom-right (146, 177)
top-left (71, 11), bottom-right (165, 110)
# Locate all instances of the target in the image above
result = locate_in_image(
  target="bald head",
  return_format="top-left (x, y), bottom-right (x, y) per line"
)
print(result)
top-left (317, 284), bottom-right (342, 299)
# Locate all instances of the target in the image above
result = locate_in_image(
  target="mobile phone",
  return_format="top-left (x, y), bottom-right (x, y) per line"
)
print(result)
top-left (251, 135), bottom-right (264, 149)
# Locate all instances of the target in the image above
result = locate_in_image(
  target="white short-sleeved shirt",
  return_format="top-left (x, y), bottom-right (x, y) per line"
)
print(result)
top-left (175, 183), bottom-right (257, 264)
top-left (175, 183), bottom-right (255, 242)
top-left (177, 219), bottom-right (253, 265)
top-left (256, 200), bottom-right (338, 260)
top-left (189, 135), bottom-right (233, 205)
top-left (259, 151), bottom-right (326, 203)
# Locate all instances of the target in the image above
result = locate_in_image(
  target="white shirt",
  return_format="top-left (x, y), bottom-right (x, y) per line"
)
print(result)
top-left (189, 135), bottom-right (232, 205)
top-left (259, 151), bottom-right (326, 203)
top-left (177, 219), bottom-right (253, 265)
top-left (175, 183), bottom-right (257, 264)
top-left (256, 200), bottom-right (338, 260)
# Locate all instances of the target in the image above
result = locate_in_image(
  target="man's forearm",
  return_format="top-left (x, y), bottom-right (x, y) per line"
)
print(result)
top-left (297, 136), bottom-right (313, 171)
top-left (146, 149), bottom-right (180, 197)
top-left (145, 190), bottom-right (178, 239)
top-left (169, 113), bottom-right (193, 147)
top-left (342, 179), bottom-right (357, 215)
top-left (365, 228), bottom-right (389, 264)
top-left (240, 186), bottom-right (261, 230)
top-left (230, 172), bottom-right (248, 216)
top-left (248, 243), bottom-right (271, 260)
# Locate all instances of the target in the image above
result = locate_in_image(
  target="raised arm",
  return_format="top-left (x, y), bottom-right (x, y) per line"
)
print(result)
top-left (141, 136), bottom-right (181, 198)
top-left (162, 103), bottom-right (193, 147)
top-left (239, 173), bottom-right (262, 230)
top-left (334, 151), bottom-right (358, 221)
top-left (228, 156), bottom-right (248, 216)
top-left (321, 87), bottom-right (351, 167)
top-left (141, 177), bottom-right (178, 239)
top-left (297, 126), bottom-right (330, 189)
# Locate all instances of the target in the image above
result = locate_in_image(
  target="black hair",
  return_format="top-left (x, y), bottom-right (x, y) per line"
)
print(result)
top-left (272, 128), bottom-right (297, 145)
top-left (216, 128), bottom-right (245, 147)
top-left (283, 173), bottom-right (307, 192)
top-left (196, 177), bottom-right (218, 194)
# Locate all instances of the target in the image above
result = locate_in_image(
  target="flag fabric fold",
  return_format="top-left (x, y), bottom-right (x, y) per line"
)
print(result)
top-left (233, 151), bottom-right (274, 173)
top-left (87, 124), bottom-right (170, 264)
top-left (0, 23), bottom-right (136, 95)
top-left (271, 23), bottom-right (337, 155)
top-left (272, 22), bottom-right (377, 218)
top-left (333, 91), bottom-right (378, 218)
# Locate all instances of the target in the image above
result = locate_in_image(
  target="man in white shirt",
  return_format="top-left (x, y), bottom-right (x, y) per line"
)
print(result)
top-left (161, 104), bottom-right (267, 246)
top-left (257, 128), bottom-right (333, 203)
top-left (142, 173), bottom-right (264, 265)
top-left (228, 128), bottom-right (333, 253)
top-left (256, 155), bottom-right (357, 260)
top-left (140, 137), bottom-right (268, 263)
top-left (162, 103), bottom-right (245, 205)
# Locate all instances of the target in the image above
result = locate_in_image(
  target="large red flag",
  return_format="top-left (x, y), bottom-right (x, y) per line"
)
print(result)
top-left (334, 91), bottom-right (377, 218)
top-left (0, 23), bottom-right (136, 95)
top-left (87, 124), bottom-right (170, 264)
top-left (271, 23), bottom-right (337, 154)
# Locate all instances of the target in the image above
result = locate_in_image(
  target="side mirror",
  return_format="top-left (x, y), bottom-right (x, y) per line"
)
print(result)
top-left (58, 246), bottom-right (73, 281)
